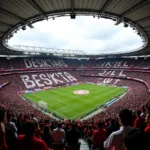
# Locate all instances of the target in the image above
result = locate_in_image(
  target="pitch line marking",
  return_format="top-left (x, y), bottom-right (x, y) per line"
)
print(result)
top-left (49, 98), bottom-right (70, 110)
top-left (71, 89), bottom-right (127, 119)
top-left (22, 95), bottom-right (68, 118)
top-left (71, 104), bottom-right (102, 119)
top-left (55, 105), bottom-right (71, 111)
top-left (57, 100), bottom-right (70, 106)
top-left (52, 109), bottom-right (69, 119)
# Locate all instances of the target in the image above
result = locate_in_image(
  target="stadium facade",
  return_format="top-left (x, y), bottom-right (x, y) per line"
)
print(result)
top-left (0, 0), bottom-right (149, 56)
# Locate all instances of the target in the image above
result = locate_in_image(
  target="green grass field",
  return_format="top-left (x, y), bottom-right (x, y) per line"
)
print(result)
top-left (22, 83), bottom-right (126, 120)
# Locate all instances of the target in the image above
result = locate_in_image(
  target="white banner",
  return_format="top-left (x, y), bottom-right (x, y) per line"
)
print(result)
top-left (24, 59), bottom-right (68, 68)
top-left (20, 71), bottom-right (77, 89)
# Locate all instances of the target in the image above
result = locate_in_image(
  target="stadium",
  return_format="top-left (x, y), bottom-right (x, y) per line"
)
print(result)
top-left (0, 0), bottom-right (150, 150)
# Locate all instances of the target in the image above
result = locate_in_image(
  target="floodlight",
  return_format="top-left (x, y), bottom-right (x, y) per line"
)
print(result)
top-left (28, 23), bottom-right (34, 29)
top-left (22, 26), bottom-right (26, 30)
top-left (124, 23), bottom-right (128, 28)
top-left (70, 13), bottom-right (76, 19)
top-left (114, 18), bottom-right (122, 25)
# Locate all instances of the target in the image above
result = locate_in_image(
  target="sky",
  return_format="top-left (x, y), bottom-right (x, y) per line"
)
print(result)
top-left (8, 16), bottom-right (143, 55)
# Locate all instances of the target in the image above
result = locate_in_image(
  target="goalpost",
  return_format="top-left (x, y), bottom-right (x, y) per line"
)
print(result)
top-left (38, 101), bottom-right (48, 110)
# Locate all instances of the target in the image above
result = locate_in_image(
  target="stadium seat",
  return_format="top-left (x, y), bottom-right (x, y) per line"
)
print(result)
top-left (52, 143), bottom-right (64, 150)
top-left (65, 146), bottom-right (78, 150)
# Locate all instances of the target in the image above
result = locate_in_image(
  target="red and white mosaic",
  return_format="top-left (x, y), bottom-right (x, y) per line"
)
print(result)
top-left (73, 90), bottom-right (89, 95)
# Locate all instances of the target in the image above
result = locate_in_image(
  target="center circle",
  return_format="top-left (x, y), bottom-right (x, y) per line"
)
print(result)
top-left (73, 90), bottom-right (89, 95)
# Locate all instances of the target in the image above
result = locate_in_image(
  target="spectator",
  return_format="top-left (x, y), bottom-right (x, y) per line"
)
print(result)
top-left (92, 121), bottom-right (106, 150)
top-left (147, 107), bottom-right (150, 114)
top-left (106, 119), bottom-right (118, 138)
top-left (49, 121), bottom-right (56, 132)
top-left (52, 123), bottom-right (65, 144)
top-left (11, 114), bottom-right (17, 125)
top-left (5, 114), bottom-right (18, 150)
top-left (144, 113), bottom-right (150, 136)
top-left (16, 115), bottom-right (23, 134)
top-left (124, 128), bottom-right (150, 150)
top-left (21, 115), bottom-right (28, 124)
top-left (31, 114), bottom-right (38, 122)
top-left (5, 114), bottom-right (17, 138)
top-left (86, 125), bottom-right (93, 150)
top-left (134, 110), bottom-right (145, 130)
top-left (104, 109), bottom-right (133, 150)
top-left (140, 108), bottom-right (146, 119)
top-left (34, 121), bottom-right (41, 139)
top-left (17, 120), bottom-right (49, 150)
top-left (0, 109), bottom-right (8, 150)
top-left (41, 126), bottom-right (53, 148)
top-left (65, 123), bottom-right (80, 150)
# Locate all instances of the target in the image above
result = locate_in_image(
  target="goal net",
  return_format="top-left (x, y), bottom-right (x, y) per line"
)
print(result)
top-left (38, 101), bottom-right (48, 110)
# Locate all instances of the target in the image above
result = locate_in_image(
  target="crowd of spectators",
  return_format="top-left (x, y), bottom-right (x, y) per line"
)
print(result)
top-left (1, 57), bottom-right (150, 70)
top-left (0, 107), bottom-right (150, 150)
top-left (0, 58), bottom-right (150, 121)
top-left (1, 57), bottom-right (150, 149)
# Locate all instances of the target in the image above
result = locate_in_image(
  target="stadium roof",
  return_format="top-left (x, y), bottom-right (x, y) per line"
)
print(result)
top-left (0, 0), bottom-right (150, 56)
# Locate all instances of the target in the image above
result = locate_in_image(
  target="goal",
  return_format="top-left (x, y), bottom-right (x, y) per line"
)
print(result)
top-left (38, 101), bottom-right (48, 109)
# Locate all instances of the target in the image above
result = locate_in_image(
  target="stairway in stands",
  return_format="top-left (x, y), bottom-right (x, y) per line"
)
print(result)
top-left (79, 139), bottom-right (90, 150)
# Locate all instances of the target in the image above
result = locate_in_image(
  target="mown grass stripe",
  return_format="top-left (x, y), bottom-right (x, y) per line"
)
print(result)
top-left (23, 84), bottom-right (126, 119)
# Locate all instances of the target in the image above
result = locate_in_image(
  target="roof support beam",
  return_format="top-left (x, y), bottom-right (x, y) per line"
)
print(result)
top-left (144, 26), bottom-right (150, 30)
top-left (0, 22), bottom-right (12, 27)
top-left (121, 0), bottom-right (149, 17)
top-left (71, 0), bottom-right (75, 12)
top-left (27, 0), bottom-right (48, 20)
top-left (0, 8), bottom-right (24, 21)
top-left (0, 31), bottom-right (4, 34)
top-left (136, 16), bottom-right (150, 23)
top-left (100, 0), bottom-right (113, 12)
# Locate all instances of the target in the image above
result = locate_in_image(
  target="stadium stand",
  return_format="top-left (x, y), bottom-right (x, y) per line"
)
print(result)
top-left (0, 0), bottom-right (150, 149)
top-left (0, 57), bottom-right (150, 149)
top-left (1, 58), bottom-right (150, 115)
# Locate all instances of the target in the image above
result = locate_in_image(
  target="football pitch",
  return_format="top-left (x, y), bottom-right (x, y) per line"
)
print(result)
top-left (22, 83), bottom-right (126, 120)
